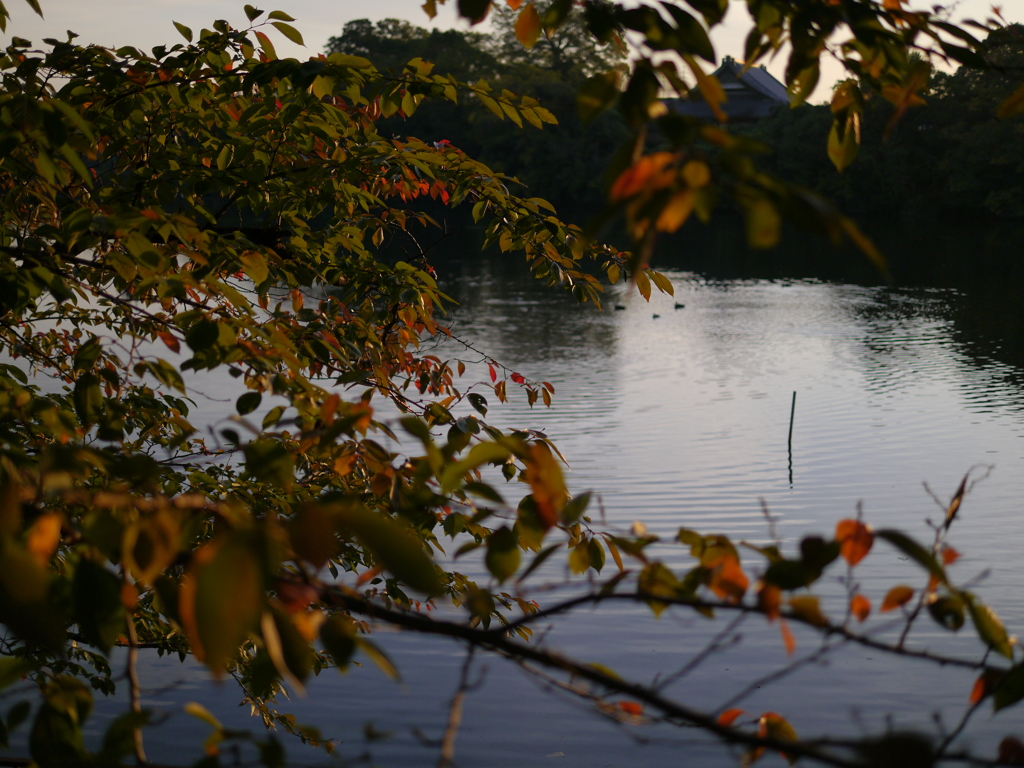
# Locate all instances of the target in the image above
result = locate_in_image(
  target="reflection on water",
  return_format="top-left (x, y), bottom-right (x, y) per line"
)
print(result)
top-left (82, 223), bottom-right (1024, 766)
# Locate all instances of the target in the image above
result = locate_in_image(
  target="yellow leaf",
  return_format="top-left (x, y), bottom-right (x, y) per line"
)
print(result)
top-left (788, 595), bottom-right (828, 626)
top-left (745, 198), bottom-right (780, 249)
top-left (634, 268), bottom-right (652, 301)
top-left (682, 160), bottom-right (710, 189)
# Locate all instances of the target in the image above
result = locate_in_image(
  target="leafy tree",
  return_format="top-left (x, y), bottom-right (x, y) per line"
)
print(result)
top-left (0, 1), bottom-right (1023, 768)
top-left (745, 25), bottom-right (1024, 222)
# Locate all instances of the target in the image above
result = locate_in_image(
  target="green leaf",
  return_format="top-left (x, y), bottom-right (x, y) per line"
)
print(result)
top-left (0, 658), bottom-right (31, 691)
top-left (578, 71), bottom-right (621, 122)
top-left (561, 491), bottom-right (591, 524)
top-left (467, 392), bottom-right (488, 416)
top-left (875, 530), bottom-right (947, 585)
top-left (101, 710), bottom-right (151, 761)
top-left (73, 373), bottom-right (102, 427)
top-left (939, 41), bottom-right (988, 69)
top-left (243, 5), bottom-right (263, 22)
top-left (333, 502), bottom-right (444, 596)
top-left (192, 533), bottom-right (266, 672)
top-left (244, 439), bottom-right (294, 488)
top-left (788, 62), bottom-right (820, 108)
top-left (172, 21), bottom-right (193, 42)
top-left (270, 21), bottom-right (304, 46)
top-left (926, 593), bottom-right (965, 631)
top-left (517, 543), bottom-right (561, 583)
top-left (485, 525), bottom-right (521, 583)
top-left (660, 3), bottom-right (715, 63)
top-left (72, 558), bottom-right (125, 654)
top-left (185, 318), bottom-right (219, 352)
top-left (319, 616), bottom-right (356, 669)
top-left (994, 663), bottom-right (1024, 711)
top-left (236, 392), bottom-right (262, 416)
top-left (587, 538), bottom-right (606, 573)
top-left (457, 0), bottom-right (491, 23)
top-left (267, 10), bottom-right (295, 21)
top-left (827, 114), bottom-right (860, 172)
top-left (440, 441), bottom-right (512, 495)
top-left (963, 593), bottom-right (1013, 659)
top-left (355, 637), bottom-right (399, 680)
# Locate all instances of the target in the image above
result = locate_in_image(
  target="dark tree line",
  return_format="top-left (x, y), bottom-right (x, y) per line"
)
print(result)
top-left (326, 9), bottom-right (630, 224)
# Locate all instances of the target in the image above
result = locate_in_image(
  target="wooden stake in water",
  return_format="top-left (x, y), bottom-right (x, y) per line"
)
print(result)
top-left (787, 391), bottom-right (796, 485)
top-left (788, 391), bottom-right (796, 449)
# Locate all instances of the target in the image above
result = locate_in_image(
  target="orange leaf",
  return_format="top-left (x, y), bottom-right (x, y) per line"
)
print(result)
top-left (121, 581), bottom-right (139, 610)
top-left (850, 593), bottom-right (871, 622)
top-left (356, 565), bottom-right (383, 586)
top-left (514, 3), bottom-right (542, 49)
top-left (835, 518), bottom-right (874, 566)
top-left (717, 708), bottom-right (744, 726)
top-left (525, 442), bottom-right (567, 529)
top-left (609, 152), bottom-right (678, 201)
top-left (617, 701), bottom-right (643, 716)
top-left (654, 189), bottom-right (695, 233)
top-left (506, 0), bottom-right (523, 7)
top-left (26, 512), bottom-right (62, 566)
top-left (942, 547), bottom-right (960, 566)
top-left (158, 331), bottom-right (180, 353)
top-left (779, 617), bottom-right (796, 655)
top-left (970, 669), bottom-right (1004, 704)
top-left (757, 582), bottom-right (782, 621)
top-left (709, 555), bottom-right (748, 603)
top-left (880, 585), bottom-right (915, 612)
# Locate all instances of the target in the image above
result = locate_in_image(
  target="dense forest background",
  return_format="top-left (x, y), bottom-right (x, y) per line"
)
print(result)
top-left (329, 18), bottom-right (1024, 226)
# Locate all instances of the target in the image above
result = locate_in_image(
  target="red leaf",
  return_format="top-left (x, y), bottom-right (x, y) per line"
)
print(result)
top-left (717, 708), bottom-right (744, 727)
top-left (616, 701), bottom-right (643, 716)
top-left (942, 547), bottom-right (960, 566)
top-left (511, 373), bottom-right (525, 384)
top-left (488, 364), bottom-right (497, 383)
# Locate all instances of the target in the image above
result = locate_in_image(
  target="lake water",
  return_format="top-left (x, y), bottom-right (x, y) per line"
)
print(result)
top-left (39, 223), bottom-right (1024, 766)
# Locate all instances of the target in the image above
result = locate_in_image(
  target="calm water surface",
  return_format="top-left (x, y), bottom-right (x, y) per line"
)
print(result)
top-left (74, 230), bottom-right (1024, 765)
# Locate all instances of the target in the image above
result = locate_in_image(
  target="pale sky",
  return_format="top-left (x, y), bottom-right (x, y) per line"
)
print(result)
top-left (0, 0), bottom-right (1015, 102)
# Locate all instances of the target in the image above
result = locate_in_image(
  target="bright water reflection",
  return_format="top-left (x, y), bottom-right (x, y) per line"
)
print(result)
top-left (95, 241), bottom-right (1024, 766)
